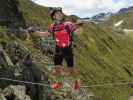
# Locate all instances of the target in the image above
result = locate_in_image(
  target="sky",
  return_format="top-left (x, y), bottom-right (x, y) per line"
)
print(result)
top-left (32, 0), bottom-right (133, 18)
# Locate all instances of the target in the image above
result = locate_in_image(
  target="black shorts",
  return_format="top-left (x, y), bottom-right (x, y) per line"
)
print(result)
top-left (54, 46), bottom-right (74, 67)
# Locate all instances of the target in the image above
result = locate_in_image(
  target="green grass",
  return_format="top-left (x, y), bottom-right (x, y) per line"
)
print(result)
top-left (124, 31), bottom-right (133, 38)
top-left (18, 0), bottom-right (52, 29)
top-left (2, 0), bottom-right (133, 99)
top-left (74, 23), bottom-right (133, 99)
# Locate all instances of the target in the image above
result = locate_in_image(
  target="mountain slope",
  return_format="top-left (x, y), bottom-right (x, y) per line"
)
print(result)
top-left (119, 6), bottom-right (133, 13)
top-left (1, 0), bottom-right (133, 100)
top-left (18, 0), bottom-right (51, 29)
top-left (103, 7), bottom-right (133, 29)
top-left (75, 22), bottom-right (133, 100)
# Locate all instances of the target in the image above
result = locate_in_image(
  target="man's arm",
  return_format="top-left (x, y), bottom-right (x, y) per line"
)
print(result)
top-left (74, 26), bottom-right (83, 36)
top-left (27, 27), bottom-right (50, 37)
top-left (33, 31), bottom-right (50, 37)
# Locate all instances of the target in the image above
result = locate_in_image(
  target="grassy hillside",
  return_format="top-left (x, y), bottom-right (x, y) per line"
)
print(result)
top-left (18, 0), bottom-right (52, 29)
top-left (18, 0), bottom-right (133, 99)
top-left (1, 0), bottom-right (133, 99)
top-left (75, 22), bottom-right (133, 100)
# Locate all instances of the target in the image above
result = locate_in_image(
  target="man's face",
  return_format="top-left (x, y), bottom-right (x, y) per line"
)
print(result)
top-left (53, 11), bottom-right (64, 21)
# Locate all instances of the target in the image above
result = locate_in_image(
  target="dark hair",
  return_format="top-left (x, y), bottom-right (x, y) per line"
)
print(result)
top-left (51, 10), bottom-right (63, 20)
top-left (49, 7), bottom-right (63, 20)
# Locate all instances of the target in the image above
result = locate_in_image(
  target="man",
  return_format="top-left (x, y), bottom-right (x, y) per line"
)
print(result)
top-left (28, 7), bottom-right (83, 76)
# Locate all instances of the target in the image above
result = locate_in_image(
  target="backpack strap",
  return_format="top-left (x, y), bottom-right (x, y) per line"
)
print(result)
top-left (64, 25), bottom-right (73, 43)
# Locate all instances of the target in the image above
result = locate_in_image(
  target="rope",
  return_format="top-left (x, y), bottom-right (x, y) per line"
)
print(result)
top-left (0, 77), bottom-right (49, 87)
top-left (2, 28), bottom-right (131, 88)
top-left (0, 77), bottom-right (133, 88)
top-left (0, 28), bottom-right (27, 32)
top-left (81, 81), bottom-right (133, 88)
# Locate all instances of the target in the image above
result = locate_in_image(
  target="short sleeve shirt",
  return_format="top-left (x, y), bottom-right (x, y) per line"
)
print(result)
top-left (48, 21), bottom-right (77, 33)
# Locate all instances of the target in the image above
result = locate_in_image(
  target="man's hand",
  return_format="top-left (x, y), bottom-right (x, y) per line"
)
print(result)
top-left (27, 26), bottom-right (38, 33)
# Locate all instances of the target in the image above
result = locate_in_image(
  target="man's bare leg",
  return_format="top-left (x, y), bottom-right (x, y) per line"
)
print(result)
top-left (52, 65), bottom-right (62, 76)
top-left (66, 67), bottom-right (76, 77)
top-left (66, 67), bottom-right (80, 92)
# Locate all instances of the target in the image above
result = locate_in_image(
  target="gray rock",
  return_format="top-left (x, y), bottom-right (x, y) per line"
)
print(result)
top-left (129, 96), bottom-right (133, 100)
top-left (0, 0), bottom-right (26, 27)
top-left (3, 85), bottom-right (31, 100)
